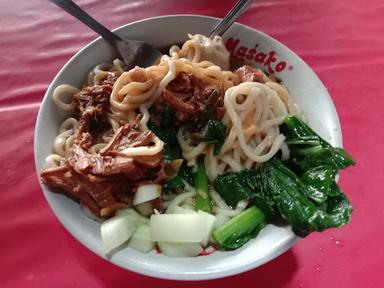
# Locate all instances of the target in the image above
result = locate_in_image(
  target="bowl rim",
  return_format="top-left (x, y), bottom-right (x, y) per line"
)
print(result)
top-left (34, 14), bottom-right (342, 280)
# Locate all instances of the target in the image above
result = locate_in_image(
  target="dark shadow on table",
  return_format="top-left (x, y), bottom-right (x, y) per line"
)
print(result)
top-left (66, 233), bottom-right (299, 288)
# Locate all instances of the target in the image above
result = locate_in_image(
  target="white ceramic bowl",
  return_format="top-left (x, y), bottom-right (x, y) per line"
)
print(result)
top-left (34, 15), bottom-right (342, 280)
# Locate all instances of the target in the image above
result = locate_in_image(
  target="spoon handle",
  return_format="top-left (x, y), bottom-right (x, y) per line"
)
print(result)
top-left (209, 0), bottom-right (253, 38)
top-left (50, 0), bottom-right (121, 46)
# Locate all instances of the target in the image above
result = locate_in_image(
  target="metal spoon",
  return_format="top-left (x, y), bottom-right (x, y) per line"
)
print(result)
top-left (210, 0), bottom-right (253, 38)
top-left (50, 0), bottom-right (162, 69)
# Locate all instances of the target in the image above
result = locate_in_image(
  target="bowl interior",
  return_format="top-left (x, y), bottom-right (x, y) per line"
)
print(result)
top-left (34, 15), bottom-right (342, 280)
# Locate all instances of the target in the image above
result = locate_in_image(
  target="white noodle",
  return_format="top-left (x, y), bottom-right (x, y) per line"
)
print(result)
top-left (52, 84), bottom-right (78, 111)
top-left (44, 154), bottom-right (62, 169)
top-left (166, 190), bottom-right (196, 214)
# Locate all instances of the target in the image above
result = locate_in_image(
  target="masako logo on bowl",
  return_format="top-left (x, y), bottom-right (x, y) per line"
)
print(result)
top-left (225, 38), bottom-right (289, 74)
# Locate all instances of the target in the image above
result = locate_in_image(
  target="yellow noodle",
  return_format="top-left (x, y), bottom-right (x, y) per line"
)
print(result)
top-left (47, 37), bottom-right (306, 216)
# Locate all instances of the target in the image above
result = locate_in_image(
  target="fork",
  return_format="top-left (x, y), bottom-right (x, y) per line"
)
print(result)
top-left (51, 0), bottom-right (162, 69)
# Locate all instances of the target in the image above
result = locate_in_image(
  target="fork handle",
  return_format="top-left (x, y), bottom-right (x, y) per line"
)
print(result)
top-left (50, 0), bottom-right (122, 46)
top-left (209, 0), bottom-right (253, 38)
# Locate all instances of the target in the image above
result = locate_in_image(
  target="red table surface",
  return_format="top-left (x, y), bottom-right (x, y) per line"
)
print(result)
top-left (1, 0), bottom-right (383, 287)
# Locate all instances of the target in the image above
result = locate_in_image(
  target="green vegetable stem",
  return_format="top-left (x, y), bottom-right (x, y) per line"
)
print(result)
top-left (213, 206), bottom-right (266, 250)
top-left (194, 158), bottom-right (212, 213)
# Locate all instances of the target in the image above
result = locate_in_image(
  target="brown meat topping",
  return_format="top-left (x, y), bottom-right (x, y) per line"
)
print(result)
top-left (155, 72), bottom-right (225, 124)
top-left (100, 118), bottom-right (154, 155)
top-left (235, 65), bottom-right (266, 83)
top-left (41, 119), bottom-right (166, 218)
top-left (41, 164), bottom-right (135, 217)
top-left (100, 72), bottom-right (120, 86)
top-left (68, 144), bottom-right (137, 177)
top-left (41, 79), bottom-right (167, 218)
top-left (74, 85), bottom-right (111, 122)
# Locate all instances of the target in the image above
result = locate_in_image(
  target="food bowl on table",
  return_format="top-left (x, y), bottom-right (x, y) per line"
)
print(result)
top-left (34, 15), bottom-right (344, 280)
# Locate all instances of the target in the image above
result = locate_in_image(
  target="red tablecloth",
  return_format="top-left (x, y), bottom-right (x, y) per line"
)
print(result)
top-left (1, 0), bottom-right (383, 287)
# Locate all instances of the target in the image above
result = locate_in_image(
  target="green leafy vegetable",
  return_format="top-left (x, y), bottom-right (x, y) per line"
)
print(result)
top-left (213, 206), bottom-right (266, 250)
top-left (149, 124), bottom-right (181, 161)
top-left (148, 106), bottom-right (192, 188)
top-left (282, 115), bottom-right (330, 148)
top-left (282, 115), bottom-right (355, 172)
top-left (214, 159), bottom-right (352, 237)
top-left (202, 120), bottom-right (226, 155)
top-left (265, 160), bottom-right (352, 236)
top-left (325, 184), bottom-right (352, 225)
top-left (163, 162), bottom-right (193, 193)
top-left (294, 147), bottom-right (355, 172)
top-left (285, 136), bottom-right (321, 147)
top-left (148, 106), bottom-right (181, 161)
top-left (213, 170), bottom-right (257, 204)
top-left (299, 165), bottom-right (335, 204)
top-left (161, 105), bottom-right (175, 128)
top-left (194, 159), bottom-right (212, 213)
